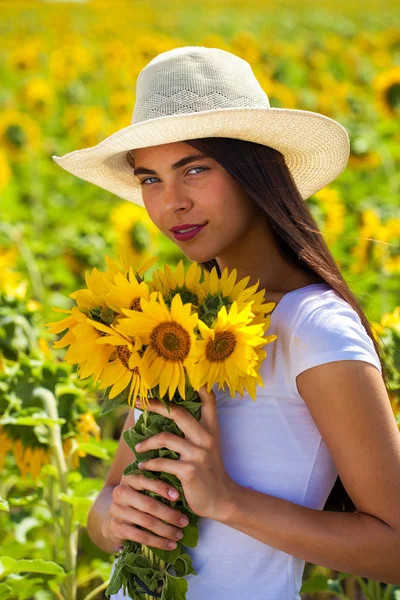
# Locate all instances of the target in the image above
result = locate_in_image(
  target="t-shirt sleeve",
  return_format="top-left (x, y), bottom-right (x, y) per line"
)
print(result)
top-left (289, 298), bottom-right (382, 395)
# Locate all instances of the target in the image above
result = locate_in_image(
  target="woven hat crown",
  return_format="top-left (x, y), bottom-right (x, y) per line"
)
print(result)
top-left (52, 44), bottom-right (350, 205)
top-left (132, 46), bottom-right (271, 123)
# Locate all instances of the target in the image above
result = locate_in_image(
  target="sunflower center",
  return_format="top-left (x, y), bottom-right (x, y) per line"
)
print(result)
top-left (130, 297), bottom-right (142, 311)
top-left (116, 345), bottom-right (137, 371)
top-left (150, 322), bottom-right (191, 362)
top-left (206, 331), bottom-right (236, 362)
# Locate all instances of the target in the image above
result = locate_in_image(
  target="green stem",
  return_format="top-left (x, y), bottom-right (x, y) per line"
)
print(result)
top-left (82, 579), bottom-right (110, 600)
top-left (355, 576), bottom-right (372, 597)
top-left (34, 387), bottom-right (77, 600)
top-left (374, 579), bottom-right (383, 600)
top-left (382, 584), bottom-right (393, 600)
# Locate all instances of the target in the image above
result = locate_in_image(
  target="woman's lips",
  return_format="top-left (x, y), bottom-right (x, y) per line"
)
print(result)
top-left (171, 224), bottom-right (207, 241)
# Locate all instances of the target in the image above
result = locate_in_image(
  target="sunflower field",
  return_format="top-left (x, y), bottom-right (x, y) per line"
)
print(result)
top-left (0, 0), bottom-right (399, 599)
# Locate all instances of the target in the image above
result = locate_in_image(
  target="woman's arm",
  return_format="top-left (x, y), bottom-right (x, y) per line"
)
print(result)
top-left (134, 363), bottom-right (400, 584)
top-left (217, 360), bottom-right (400, 584)
top-left (87, 408), bottom-right (137, 553)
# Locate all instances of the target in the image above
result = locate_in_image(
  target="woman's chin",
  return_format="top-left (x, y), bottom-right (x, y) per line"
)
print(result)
top-left (181, 249), bottom-right (216, 264)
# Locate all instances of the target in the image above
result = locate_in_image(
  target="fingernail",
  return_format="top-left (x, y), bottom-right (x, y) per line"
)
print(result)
top-left (138, 462), bottom-right (144, 469)
top-left (176, 530), bottom-right (183, 540)
top-left (179, 516), bottom-right (189, 526)
top-left (135, 442), bottom-right (142, 450)
top-left (168, 489), bottom-right (179, 499)
top-left (168, 541), bottom-right (177, 549)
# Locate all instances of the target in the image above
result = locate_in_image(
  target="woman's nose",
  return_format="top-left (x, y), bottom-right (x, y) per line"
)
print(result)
top-left (162, 181), bottom-right (193, 213)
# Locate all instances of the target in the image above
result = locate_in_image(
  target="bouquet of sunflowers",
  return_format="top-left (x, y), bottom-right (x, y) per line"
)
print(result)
top-left (46, 256), bottom-right (277, 600)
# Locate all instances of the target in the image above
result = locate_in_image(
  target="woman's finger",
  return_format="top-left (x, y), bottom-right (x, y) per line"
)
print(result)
top-left (109, 502), bottom-right (184, 546)
top-left (135, 431), bottom-right (197, 459)
top-left (135, 397), bottom-right (206, 445)
top-left (113, 481), bottom-right (188, 528)
top-left (198, 385), bottom-right (218, 434)
top-left (138, 457), bottom-right (190, 481)
top-left (123, 472), bottom-right (180, 501)
top-left (110, 518), bottom-right (180, 551)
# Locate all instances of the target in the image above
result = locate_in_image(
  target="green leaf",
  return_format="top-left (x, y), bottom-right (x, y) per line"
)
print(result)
top-left (0, 582), bottom-right (12, 599)
top-left (7, 494), bottom-right (39, 508)
top-left (173, 553), bottom-right (197, 577)
top-left (148, 544), bottom-right (181, 566)
top-left (100, 388), bottom-right (129, 415)
top-left (76, 441), bottom-right (110, 459)
top-left (300, 574), bottom-right (331, 593)
top-left (0, 558), bottom-right (65, 579)
top-left (0, 498), bottom-right (9, 513)
top-left (180, 522), bottom-right (198, 548)
top-left (164, 572), bottom-right (188, 600)
top-left (105, 560), bottom-right (125, 595)
top-left (0, 414), bottom-right (65, 426)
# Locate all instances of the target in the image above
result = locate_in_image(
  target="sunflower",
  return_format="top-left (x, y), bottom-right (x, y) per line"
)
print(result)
top-left (236, 345), bottom-right (267, 400)
top-left (0, 423), bottom-right (50, 480)
top-left (87, 319), bottom-right (149, 407)
top-left (104, 266), bottom-right (152, 313)
top-left (150, 260), bottom-right (206, 305)
top-left (188, 301), bottom-right (277, 400)
top-left (69, 255), bottom-right (125, 311)
top-left (117, 292), bottom-right (198, 401)
top-left (45, 306), bottom-right (115, 383)
top-left (202, 266), bottom-right (276, 324)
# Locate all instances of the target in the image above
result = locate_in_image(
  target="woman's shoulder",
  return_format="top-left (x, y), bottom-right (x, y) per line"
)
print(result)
top-left (268, 282), bottom-right (339, 331)
top-left (286, 287), bottom-right (382, 379)
top-left (268, 281), bottom-right (382, 379)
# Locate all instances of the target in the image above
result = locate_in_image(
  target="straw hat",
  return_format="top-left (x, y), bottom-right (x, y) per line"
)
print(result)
top-left (52, 45), bottom-right (350, 206)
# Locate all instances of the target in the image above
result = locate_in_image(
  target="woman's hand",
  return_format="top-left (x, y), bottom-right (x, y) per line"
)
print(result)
top-left (134, 386), bottom-right (238, 521)
top-left (102, 472), bottom-right (190, 551)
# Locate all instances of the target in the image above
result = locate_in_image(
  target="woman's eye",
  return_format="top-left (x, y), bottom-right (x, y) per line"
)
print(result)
top-left (140, 166), bottom-right (207, 186)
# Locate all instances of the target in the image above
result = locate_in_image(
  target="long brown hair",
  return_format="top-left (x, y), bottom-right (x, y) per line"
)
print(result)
top-left (168, 136), bottom-right (388, 513)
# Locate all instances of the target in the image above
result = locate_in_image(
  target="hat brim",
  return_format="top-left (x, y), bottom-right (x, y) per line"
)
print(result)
top-left (52, 106), bottom-right (350, 205)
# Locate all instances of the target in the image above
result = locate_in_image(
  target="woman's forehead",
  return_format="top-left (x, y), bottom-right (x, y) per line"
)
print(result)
top-left (130, 141), bottom-right (193, 161)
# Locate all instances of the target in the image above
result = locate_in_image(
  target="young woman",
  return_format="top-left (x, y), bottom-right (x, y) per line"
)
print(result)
top-left (54, 47), bottom-right (400, 598)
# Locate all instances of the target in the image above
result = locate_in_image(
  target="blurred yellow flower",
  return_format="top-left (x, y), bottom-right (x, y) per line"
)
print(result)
top-left (0, 109), bottom-right (41, 161)
top-left (22, 78), bottom-right (54, 117)
top-left (8, 39), bottom-right (42, 72)
top-left (313, 188), bottom-right (345, 242)
top-left (0, 247), bottom-right (24, 294)
top-left (350, 209), bottom-right (399, 274)
top-left (0, 426), bottom-right (13, 471)
top-left (77, 411), bottom-right (101, 443)
top-left (13, 439), bottom-right (50, 480)
top-left (373, 66), bottom-right (400, 119)
top-left (0, 149), bottom-right (12, 190)
top-left (110, 202), bottom-right (159, 269)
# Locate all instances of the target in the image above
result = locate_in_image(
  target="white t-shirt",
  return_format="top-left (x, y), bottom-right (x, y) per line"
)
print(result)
top-left (109, 283), bottom-right (382, 600)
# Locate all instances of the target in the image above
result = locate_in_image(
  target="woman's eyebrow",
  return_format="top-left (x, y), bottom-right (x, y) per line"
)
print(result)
top-left (133, 153), bottom-right (208, 176)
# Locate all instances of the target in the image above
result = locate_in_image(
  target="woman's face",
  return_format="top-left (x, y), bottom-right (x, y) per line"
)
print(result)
top-left (130, 141), bottom-right (259, 263)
